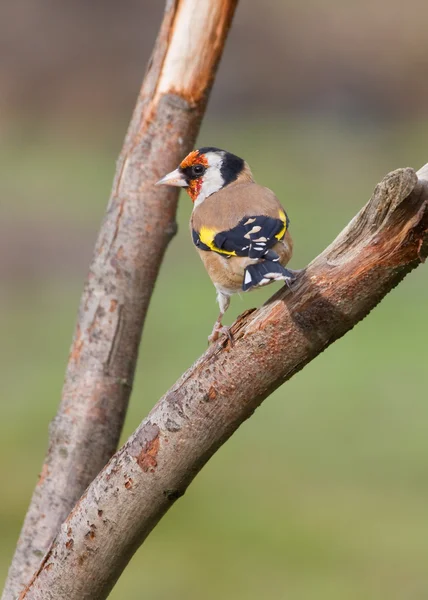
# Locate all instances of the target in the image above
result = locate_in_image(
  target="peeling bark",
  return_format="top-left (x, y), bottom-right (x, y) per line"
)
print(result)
top-left (18, 166), bottom-right (428, 599)
top-left (2, 1), bottom-right (239, 598)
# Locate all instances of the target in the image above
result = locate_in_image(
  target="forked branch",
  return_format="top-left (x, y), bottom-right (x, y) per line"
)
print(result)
top-left (20, 166), bottom-right (428, 600)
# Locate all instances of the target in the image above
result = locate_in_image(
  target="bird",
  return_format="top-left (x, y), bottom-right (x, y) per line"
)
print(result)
top-left (156, 147), bottom-right (294, 343)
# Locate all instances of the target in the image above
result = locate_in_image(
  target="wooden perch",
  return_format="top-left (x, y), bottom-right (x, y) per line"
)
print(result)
top-left (2, 1), bottom-right (239, 598)
top-left (19, 166), bottom-right (428, 599)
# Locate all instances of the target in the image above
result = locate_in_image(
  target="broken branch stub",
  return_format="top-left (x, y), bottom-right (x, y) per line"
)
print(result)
top-left (19, 168), bottom-right (428, 600)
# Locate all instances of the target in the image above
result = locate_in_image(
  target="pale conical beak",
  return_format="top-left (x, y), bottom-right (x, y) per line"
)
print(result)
top-left (156, 168), bottom-right (188, 187)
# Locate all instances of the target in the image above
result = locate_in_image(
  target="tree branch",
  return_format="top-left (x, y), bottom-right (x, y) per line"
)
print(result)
top-left (2, 1), bottom-right (239, 598)
top-left (19, 166), bottom-right (428, 599)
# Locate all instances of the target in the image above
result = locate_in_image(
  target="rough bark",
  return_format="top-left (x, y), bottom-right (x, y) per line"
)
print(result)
top-left (18, 165), bottom-right (428, 600)
top-left (2, 1), bottom-right (239, 598)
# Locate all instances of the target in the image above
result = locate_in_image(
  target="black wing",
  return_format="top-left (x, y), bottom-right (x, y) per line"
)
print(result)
top-left (193, 213), bottom-right (289, 260)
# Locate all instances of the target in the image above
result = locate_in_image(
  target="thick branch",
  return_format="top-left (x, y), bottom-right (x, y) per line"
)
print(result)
top-left (19, 167), bottom-right (428, 599)
top-left (2, 1), bottom-right (238, 598)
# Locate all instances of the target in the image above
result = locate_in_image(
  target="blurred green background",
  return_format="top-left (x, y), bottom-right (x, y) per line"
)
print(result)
top-left (1, 2), bottom-right (428, 599)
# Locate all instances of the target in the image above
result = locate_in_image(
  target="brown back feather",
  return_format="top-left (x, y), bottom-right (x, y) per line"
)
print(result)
top-left (191, 179), bottom-right (286, 233)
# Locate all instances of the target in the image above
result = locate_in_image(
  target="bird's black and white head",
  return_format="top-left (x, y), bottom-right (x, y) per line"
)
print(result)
top-left (156, 147), bottom-right (249, 206)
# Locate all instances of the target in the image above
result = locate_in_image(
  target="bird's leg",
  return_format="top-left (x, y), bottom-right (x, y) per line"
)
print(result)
top-left (208, 312), bottom-right (225, 343)
top-left (208, 291), bottom-right (231, 344)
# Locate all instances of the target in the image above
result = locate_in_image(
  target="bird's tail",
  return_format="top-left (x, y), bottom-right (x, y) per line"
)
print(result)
top-left (243, 261), bottom-right (295, 292)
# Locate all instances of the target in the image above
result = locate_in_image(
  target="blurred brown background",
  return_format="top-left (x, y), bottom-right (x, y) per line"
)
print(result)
top-left (1, 2), bottom-right (428, 599)
top-left (2, 0), bottom-right (428, 122)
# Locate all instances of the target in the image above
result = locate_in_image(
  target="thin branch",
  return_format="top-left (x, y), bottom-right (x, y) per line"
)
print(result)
top-left (19, 166), bottom-right (428, 600)
top-left (2, 1), bottom-right (239, 598)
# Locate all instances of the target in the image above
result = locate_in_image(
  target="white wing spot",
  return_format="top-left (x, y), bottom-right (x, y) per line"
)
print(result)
top-left (244, 225), bottom-right (262, 239)
top-left (265, 272), bottom-right (287, 281)
top-left (244, 218), bottom-right (256, 225)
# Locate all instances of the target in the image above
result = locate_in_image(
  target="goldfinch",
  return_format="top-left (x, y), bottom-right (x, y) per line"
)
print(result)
top-left (157, 147), bottom-right (294, 342)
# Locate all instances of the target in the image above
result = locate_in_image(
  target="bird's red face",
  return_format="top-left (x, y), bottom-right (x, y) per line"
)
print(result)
top-left (156, 147), bottom-right (244, 206)
top-left (156, 149), bottom-right (209, 203)
top-left (178, 150), bottom-right (209, 202)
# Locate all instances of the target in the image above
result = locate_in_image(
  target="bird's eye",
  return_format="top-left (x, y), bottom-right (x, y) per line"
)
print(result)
top-left (192, 164), bottom-right (205, 177)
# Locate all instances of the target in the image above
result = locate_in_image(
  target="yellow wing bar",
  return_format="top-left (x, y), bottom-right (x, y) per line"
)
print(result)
top-left (275, 209), bottom-right (287, 241)
top-left (199, 226), bottom-right (237, 256)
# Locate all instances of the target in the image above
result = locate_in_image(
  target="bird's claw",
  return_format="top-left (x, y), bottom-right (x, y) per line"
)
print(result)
top-left (283, 268), bottom-right (302, 289)
top-left (208, 324), bottom-right (234, 346)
